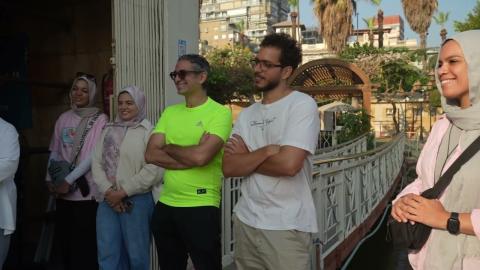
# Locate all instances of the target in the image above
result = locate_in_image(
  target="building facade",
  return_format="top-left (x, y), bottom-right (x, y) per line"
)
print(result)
top-left (200, 0), bottom-right (289, 48)
top-left (352, 15), bottom-right (417, 49)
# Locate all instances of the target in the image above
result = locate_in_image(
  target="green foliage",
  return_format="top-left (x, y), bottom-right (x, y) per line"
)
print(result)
top-left (429, 87), bottom-right (442, 108)
top-left (340, 43), bottom-right (429, 93)
top-left (379, 60), bottom-right (429, 93)
top-left (339, 43), bottom-right (412, 61)
top-left (337, 109), bottom-right (372, 144)
top-left (204, 46), bottom-right (255, 104)
top-left (427, 53), bottom-right (439, 71)
top-left (363, 17), bottom-right (375, 29)
top-left (288, 0), bottom-right (299, 8)
top-left (370, 0), bottom-right (382, 7)
top-left (454, 0), bottom-right (480, 32)
top-left (433, 11), bottom-right (450, 27)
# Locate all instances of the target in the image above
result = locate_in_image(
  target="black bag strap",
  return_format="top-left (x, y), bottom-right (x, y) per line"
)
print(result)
top-left (424, 135), bottom-right (480, 199)
top-left (70, 112), bottom-right (101, 167)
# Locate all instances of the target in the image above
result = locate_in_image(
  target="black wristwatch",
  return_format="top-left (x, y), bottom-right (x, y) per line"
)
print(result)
top-left (447, 212), bottom-right (460, 235)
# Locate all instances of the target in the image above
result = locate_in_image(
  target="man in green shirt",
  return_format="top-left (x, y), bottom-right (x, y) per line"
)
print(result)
top-left (145, 54), bottom-right (232, 270)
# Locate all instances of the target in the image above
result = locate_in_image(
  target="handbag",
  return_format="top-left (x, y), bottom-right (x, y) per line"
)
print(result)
top-left (388, 135), bottom-right (480, 250)
top-left (47, 113), bottom-right (100, 197)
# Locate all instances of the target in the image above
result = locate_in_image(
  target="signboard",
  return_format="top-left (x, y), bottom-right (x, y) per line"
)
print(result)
top-left (178, 39), bottom-right (187, 58)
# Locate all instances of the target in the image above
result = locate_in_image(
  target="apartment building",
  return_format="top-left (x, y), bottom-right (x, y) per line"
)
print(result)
top-left (200, 0), bottom-right (290, 48)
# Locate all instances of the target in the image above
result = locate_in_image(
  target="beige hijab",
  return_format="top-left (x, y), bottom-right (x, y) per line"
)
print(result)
top-left (425, 30), bottom-right (480, 269)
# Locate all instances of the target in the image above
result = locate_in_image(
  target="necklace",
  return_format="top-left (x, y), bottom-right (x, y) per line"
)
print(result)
top-left (437, 125), bottom-right (459, 183)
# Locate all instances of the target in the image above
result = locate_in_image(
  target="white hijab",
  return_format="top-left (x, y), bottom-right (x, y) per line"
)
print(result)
top-left (425, 30), bottom-right (480, 270)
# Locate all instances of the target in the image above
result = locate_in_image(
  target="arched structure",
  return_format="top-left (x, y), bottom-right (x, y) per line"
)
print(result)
top-left (288, 58), bottom-right (372, 114)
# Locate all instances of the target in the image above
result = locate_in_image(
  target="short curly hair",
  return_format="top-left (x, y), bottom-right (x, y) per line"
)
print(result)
top-left (260, 33), bottom-right (302, 70)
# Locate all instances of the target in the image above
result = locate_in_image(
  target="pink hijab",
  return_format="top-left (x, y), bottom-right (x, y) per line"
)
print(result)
top-left (102, 86), bottom-right (146, 183)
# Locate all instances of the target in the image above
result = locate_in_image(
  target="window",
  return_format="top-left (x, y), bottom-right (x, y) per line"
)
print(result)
top-left (386, 108), bottom-right (394, 116)
top-left (214, 35), bottom-right (219, 40)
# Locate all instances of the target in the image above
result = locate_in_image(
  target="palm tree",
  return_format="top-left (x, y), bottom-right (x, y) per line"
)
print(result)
top-left (234, 19), bottom-right (248, 47)
top-left (312, 0), bottom-right (356, 54)
top-left (288, 0), bottom-right (300, 41)
top-left (401, 0), bottom-right (438, 50)
top-left (370, 0), bottom-right (384, 48)
top-left (363, 17), bottom-right (375, 46)
top-left (433, 11), bottom-right (449, 42)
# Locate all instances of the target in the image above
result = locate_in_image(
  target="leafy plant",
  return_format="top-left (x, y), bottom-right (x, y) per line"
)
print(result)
top-left (337, 109), bottom-right (372, 144)
top-left (454, 0), bottom-right (480, 32)
top-left (204, 45), bottom-right (256, 105)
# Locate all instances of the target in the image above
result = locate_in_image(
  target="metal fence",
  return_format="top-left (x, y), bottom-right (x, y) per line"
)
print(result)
top-left (217, 135), bottom-right (405, 269)
top-left (311, 134), bottom-right (404, 269)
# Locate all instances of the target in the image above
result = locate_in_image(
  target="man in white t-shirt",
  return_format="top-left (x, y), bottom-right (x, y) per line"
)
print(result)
top-left (0, 117), bottom-right (19, 269)
top-left (222, 33), bottom-right (320, 270)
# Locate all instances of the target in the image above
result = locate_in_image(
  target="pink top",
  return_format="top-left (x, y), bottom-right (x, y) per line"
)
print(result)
top-left (396, 116), bottom-right (480, 269)
top-left (47, 110), bottom-right (108, 201)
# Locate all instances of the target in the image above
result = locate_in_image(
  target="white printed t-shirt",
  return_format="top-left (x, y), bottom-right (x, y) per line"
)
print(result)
top-left (233, 90), bottom-right (320, 233)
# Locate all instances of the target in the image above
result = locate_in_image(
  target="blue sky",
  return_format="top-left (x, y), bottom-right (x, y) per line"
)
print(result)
top-left (299, 0), bottom-right (478, 48)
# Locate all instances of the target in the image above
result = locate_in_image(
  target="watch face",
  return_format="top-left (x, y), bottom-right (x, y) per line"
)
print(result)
top-left (447, 215), bottom-right (460, 235)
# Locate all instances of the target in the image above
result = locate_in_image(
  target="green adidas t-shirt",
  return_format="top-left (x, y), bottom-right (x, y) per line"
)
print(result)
top-left (153, 97), bottom-right (232, 207)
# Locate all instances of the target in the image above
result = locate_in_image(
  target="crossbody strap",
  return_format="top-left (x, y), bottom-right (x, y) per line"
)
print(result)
top-left (427, 135), bottom-right (480, 198)
top-left (70, 112), bottom-right (101, 167)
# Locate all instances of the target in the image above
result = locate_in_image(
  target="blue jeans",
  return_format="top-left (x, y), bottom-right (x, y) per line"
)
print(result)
top-left (97, 192), bottom-right (154, 270)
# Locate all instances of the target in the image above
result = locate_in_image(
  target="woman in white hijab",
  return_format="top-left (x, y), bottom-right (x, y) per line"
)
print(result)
top-left (92, 86), bottom-right (162, 270)
top-left (392, 30), bottom-right (480, 270)
top-left (46, 74), bottom-right (108, 269)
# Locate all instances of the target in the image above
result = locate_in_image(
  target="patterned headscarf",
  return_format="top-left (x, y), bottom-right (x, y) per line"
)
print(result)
top-left (102, 86), bottom-right (146, 183)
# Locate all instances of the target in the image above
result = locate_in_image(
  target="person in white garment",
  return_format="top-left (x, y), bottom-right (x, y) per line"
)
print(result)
top-left (222, 33), bottom-right (320, 270)
top-left (0, 117), bottom-right (20, 270)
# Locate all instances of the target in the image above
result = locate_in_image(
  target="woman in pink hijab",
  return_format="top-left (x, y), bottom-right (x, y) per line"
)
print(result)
top-left (92, 85), bottom-right (162, 270)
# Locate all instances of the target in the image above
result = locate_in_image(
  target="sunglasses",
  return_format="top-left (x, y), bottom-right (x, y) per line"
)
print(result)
top-left (169, 70), bottom-right (203, 81)
top-left (76, 72), bottom-right (97, 84)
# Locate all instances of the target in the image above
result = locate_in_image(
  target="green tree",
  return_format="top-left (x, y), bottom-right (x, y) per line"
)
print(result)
top-left (204, 46), bottom-right (255, 105)
top-left (454, 0), bottom-right (480, 32)
top-left (369, 0), bottom-right (384, 48)
top-left (363, 17), bottom-right (375, 46)
top-left (340, 45), bottom-right (429, 133)
top-left (234, 19), bottom-right (248, 47)
top-left (288, 0), bottom-right (300, 41)
top-left (337, 109), bottom-right (372, 144)
top-left (312, 0), bottom-right (356, 54)
top-left (433, 11), bottom-right (450, 41)
top-left (401, 0), bottom-right (438, 50)
top-left (379, 60), bottom-right (429, 133)
top-left (401, 0), bottom-right (437, 71)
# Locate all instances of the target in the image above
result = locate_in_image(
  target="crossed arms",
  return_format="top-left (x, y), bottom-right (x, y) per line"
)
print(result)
top-left (145, 132), bottom-right (224, 169)
top-left (222, 134), bottom-right (309, 178)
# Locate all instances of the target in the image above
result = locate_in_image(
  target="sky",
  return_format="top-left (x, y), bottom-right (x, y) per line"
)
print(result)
top-left (299, 0), bottom-right (478, 48)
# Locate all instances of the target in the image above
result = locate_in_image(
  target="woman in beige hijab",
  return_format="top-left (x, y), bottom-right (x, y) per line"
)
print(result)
top-left (392, 30), bottom-right (480, 270)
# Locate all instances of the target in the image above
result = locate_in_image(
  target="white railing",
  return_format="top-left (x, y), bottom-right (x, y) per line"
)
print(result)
top-left (315, 133), bottom-right (368, 160)
top-left (311, 134), bottom-right (404, 269)
top-left (220, 134), bottom-right (404, 269)
top-left (314, 133), bottom-right (369, 175)
top-left (317, 131), bottom-right (336, 150)
top-left (221, 177), bottom-right (242, 267)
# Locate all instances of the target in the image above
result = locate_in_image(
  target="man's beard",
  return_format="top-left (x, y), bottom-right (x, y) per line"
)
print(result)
top-left (255, 75), bottom-right (281, 92)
